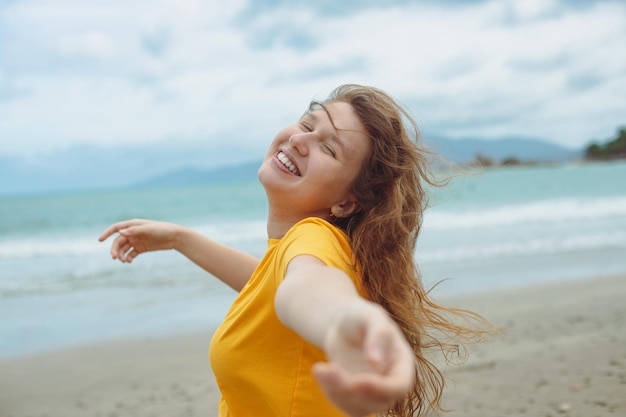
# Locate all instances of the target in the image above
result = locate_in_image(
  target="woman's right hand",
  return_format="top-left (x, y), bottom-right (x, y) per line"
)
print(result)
top-left (98, 219), bottom-right (182, 263)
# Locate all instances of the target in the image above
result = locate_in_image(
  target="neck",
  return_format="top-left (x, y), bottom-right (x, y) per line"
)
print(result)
top-left (265, 207), bottom-right (332, 239)
top-left (266, 219), bottom-right (296, 240)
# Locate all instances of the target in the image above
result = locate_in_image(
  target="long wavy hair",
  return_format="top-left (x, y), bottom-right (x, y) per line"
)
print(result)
top-left (315, 84), bottom-right (494, 416)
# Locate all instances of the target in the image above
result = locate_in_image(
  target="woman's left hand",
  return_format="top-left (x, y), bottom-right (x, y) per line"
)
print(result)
top-left (312, 303), bottom-right (415, 417)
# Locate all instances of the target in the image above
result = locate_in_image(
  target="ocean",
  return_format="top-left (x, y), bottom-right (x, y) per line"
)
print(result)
top-left (1, 161), bottom-right (625, 358)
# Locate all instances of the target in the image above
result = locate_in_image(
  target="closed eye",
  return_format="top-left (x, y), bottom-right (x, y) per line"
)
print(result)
top-left (300, 122), bottom-right (312, 132)
top-left (323, 143), bottom-right (337, 158)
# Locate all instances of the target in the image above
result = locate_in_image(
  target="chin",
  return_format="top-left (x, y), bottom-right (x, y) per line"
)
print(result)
top-left (257, 161), bottom-right (275, 188)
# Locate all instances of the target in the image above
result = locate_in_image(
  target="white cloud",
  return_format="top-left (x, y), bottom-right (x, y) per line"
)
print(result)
top-left (506, 0), bottom-right (562, 21)
top-left (58, 31), bottom-right (115, 58)
top-left (0, 0), bottom-right (624, 159)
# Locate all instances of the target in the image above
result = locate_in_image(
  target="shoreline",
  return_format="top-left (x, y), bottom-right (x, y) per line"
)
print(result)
top-left (2, 273), bottom-right (625, 417)
top-left (5, 250), bottom-right (625, 362)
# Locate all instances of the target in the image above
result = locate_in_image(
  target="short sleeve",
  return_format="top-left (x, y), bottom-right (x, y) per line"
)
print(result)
top-left (274, 218), bottom-right (356, 286)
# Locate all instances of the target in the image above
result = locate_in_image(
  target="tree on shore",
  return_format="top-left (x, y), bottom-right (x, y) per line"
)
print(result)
top-left (585, 127), bottom-right (626, 160)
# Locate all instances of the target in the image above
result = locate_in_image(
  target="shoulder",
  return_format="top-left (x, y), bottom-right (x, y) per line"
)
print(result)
top-left (271, 217), bottom-right (361, 291)
top-left (283, 217), bottom-right (348, 244)
top-left (278, 217), bottom-right (353, 269)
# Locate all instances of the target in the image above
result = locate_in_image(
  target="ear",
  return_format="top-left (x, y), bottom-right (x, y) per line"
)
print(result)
top-left (330, 198), bottom-right (361, 218)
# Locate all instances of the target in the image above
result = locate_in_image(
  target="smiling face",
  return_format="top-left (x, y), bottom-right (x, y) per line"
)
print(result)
top-left (258, 101), bottom-right (371, 226)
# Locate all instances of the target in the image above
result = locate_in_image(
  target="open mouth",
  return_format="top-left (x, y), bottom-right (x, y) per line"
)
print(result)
top-left (277, 151), bottom-right (301, 176)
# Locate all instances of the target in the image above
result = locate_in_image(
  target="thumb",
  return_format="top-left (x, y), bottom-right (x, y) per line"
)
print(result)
top-left (312, 362), bottom-right (352, 399)
top-left (119, 227), bottom-right (136, 236)
top-left (312, 362), bottom-right (342, 387)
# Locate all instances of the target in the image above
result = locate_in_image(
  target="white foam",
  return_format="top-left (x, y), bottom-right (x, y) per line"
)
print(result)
top-left (425, 196), bottom-right (626, 230)
top-left (418, 230), bottom-right (626, 263)
top-left (0, 220), bottom-right (269, 259)
top-left (0, 236), bottom-right (103, 259)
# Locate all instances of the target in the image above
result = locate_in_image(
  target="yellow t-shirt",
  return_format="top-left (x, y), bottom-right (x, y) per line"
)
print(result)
top-left (209, 217), bottom-right (366, 417)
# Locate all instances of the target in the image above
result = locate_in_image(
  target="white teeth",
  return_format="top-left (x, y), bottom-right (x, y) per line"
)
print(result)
top-left (277, 152), bottom-right (299, 175)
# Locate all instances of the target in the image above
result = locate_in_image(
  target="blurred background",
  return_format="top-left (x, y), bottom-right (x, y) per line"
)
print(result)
top-left (1, 0), bottom-right (625, 194)
top-left (1, 0), bottom-right (625, 358)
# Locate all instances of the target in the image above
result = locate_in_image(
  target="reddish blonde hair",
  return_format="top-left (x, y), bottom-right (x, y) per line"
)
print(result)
top-left (316, 84), bottom-right (493, 416)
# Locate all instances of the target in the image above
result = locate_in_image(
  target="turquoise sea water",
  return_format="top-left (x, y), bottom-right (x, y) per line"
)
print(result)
top-left (1, 161), bottom-right (626, 358)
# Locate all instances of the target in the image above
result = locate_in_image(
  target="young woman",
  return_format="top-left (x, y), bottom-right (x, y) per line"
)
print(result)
top-left (99, 84), bottom-right (491, 417)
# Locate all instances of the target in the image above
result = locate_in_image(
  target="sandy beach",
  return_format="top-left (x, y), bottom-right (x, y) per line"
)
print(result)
top-left (1, 274), bottom-right (625, 417)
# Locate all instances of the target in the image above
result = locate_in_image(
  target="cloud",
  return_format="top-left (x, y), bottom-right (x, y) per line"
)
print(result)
top-left (0, 0), bottom-right (625, 160)
top-left (58, 31), bottom-right (115, 59)
top-left (141, 28), bottom-right (171, 57)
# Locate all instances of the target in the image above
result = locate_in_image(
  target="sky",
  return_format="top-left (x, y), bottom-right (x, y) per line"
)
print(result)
top-left (1, 0), bottom-right (625, 162)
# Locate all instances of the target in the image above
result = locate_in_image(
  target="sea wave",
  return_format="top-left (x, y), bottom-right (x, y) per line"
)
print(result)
top-left (424, 196), bottom-right (626, 230)
top-left (0, 221), bottom-right (268, 259)
top-left (1, 198), bottom-right (625, 260)
top-left (417, 230), bottom-right (626, 263)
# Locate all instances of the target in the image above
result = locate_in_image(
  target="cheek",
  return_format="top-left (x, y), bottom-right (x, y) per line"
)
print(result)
top-left (319, 167), bottom-right (353, 192)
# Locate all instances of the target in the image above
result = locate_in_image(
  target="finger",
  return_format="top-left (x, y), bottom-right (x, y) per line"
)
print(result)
top-left (363, 326), bottom-right (396, 373)
top-left (98, 220), bottom-right (140, 242)
top-left (314, 363), bottom-right (383, 401)
top-left (312, 363), bottom-right (355, 406)
top-left (350, 375), bottom-right (406, 408)
top-left (118, 227), bottom-right (134, 236)
top-left (125, 248), bottom-right (140, 263)
top-left (312, 362), bottom-right (343, 389)
top-left (383, 330), bottom-right (416, 381)
top-left (359, 329), bottom-right (415, 398)
top-left (118, 242), bottom-right (133, 262)
top-left (313, 363), bottom-right (395, 415)
top-left (99, 223), bottom-right (125, 242)
top-left (386, 350), bottom-right (415, 390)
top-left (364, 333), bottom-right (386, 371)
top-left (110, 234), bottom-right (129, 259)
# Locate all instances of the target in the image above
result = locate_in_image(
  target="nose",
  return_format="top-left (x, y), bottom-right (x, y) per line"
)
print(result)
top-left (289, 132), bottom-right (309, 155)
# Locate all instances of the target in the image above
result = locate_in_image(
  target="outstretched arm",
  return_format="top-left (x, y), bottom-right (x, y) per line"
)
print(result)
top-left (274, 255), bottom-right (415, 417)
top-left (98, 219), bottom-right (259, 292)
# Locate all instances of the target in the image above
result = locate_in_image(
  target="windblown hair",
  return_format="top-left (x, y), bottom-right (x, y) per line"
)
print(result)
top-left (316, 84), bottom-right (494, 417)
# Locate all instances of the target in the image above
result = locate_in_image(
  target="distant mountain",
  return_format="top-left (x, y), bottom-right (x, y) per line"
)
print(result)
top-left (0, 136), bottom-right (582, 196)
top-left (137, 161), bottom-right (262, 187)
top-left (426, 136), bottom-right (582, 163)
top-left (137, 136), bottom-right (581, 187)
top-left (0, 141), bottom-right (262, 196)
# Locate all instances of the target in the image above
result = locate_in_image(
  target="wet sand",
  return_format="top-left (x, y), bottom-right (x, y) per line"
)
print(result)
top-left (1, 274), bottom-right (624, 417)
